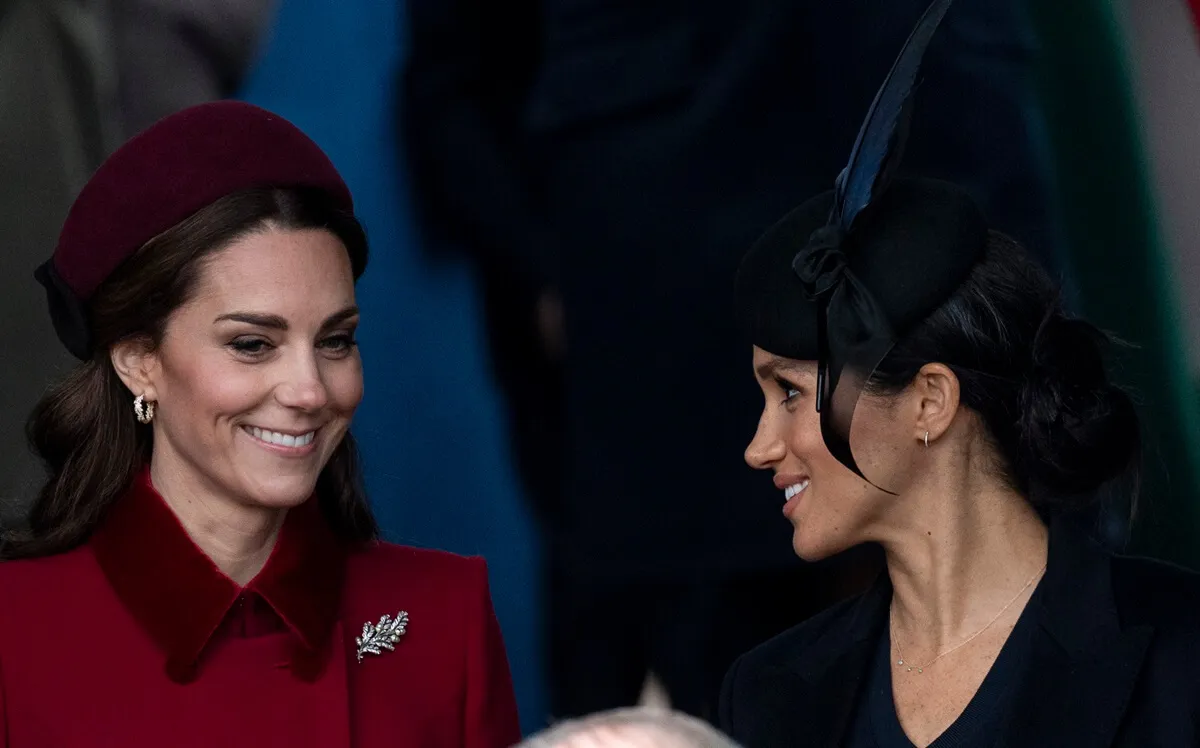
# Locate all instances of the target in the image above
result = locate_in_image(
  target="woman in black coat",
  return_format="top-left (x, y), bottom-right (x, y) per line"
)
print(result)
top-left (719, 3), bottom-right (1200, 746)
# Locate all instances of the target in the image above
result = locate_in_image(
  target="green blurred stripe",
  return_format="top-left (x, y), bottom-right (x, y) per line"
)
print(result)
top-left (1027, 0), bottom-right (1200, 567)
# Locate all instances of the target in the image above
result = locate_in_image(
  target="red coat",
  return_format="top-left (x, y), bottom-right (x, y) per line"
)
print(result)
top-left (0, 470), bottom-right (521, 747)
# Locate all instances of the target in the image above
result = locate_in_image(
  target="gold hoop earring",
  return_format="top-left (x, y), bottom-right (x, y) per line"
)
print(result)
top-left (924, 431), bottom-right (930, 448)
top-left (134, 394), bottom-right (156, 425)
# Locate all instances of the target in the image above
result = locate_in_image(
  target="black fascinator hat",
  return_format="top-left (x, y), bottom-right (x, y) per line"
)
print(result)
top-left (735, 0), bottom-right (988, 490)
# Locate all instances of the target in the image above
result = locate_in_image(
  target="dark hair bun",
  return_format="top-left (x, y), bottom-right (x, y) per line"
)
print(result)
top-left (1017, 313), bottom-right (1140, 496)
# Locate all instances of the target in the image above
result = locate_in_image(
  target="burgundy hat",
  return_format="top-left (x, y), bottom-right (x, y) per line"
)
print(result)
top-left (36, 100), bottom-right (355, 360)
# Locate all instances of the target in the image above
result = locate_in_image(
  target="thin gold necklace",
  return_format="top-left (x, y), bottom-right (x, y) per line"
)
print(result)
top-left (891, 562), bottom-right (1046, 674)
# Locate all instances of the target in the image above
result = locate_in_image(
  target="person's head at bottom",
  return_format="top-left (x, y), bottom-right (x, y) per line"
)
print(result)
top-left (519, 708), bottom-right (742, 748)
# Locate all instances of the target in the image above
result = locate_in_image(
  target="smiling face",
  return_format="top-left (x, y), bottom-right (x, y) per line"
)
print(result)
top-left (121, 226), bottom-right (362, 511)
top-left (744, 346), bottom-right (924, 560)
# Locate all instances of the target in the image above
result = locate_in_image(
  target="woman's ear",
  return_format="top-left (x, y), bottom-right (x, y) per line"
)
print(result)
top-left (110, 338), bottom-right (161, 402)
top-left (913, 362), bottom-right (960, 444)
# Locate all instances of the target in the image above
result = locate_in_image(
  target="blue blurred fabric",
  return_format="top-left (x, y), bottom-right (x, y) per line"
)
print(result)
top-left (238, 0), bottom-right (546, 732)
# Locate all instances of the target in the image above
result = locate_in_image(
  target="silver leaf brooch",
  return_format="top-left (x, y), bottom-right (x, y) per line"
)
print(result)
top-left (356, 611), bottom-right (410, 663)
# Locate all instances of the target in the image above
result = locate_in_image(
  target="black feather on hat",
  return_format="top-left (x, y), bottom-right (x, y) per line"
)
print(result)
top-left (734, 0), bottom-right (988, 490)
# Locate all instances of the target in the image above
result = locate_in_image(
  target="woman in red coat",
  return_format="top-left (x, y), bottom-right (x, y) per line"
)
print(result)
top-left (0, 101), bottom-right (521, 747)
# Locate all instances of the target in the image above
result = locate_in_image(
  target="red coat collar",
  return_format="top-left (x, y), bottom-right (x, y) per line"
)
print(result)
top-left (90, 468), bottom-right (348, 683)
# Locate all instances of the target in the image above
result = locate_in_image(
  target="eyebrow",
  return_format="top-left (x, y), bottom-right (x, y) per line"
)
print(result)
top-left (755, 357), bottom-right (809, 382)
top-left (214, 306), bottom-right (360, 332)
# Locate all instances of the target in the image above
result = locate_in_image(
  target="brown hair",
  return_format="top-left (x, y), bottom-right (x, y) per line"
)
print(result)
top-left (867, 232), bottom-right (1139, 509)
top-left (2, 187), bottom-right (378, 559)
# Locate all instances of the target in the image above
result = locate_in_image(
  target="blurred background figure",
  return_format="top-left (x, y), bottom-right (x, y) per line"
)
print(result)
top-left (519, 708), bottom-right (742, 748)
top-left (0, 0), bottom-right (117, 524)
top-left (402, 0), bottom-right (1065, 721)
top-left (108, 0), bottom-right (275, 135)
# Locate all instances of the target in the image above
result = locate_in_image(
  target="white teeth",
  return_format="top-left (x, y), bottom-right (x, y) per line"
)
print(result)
top-left (247, 426), bottom-right (315, 448)
top-left (783, 479), bottom-right (811, 502)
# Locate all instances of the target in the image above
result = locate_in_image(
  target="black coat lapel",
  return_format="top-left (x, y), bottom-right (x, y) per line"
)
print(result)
top-left (771, 575), bottom-right (891, 747)
top-left (997, 627), bottom-right (1151, 748)
top-left (995, 518), bottom-right (1153, 748)
top-left (802, 643), bottom-right (877, 747)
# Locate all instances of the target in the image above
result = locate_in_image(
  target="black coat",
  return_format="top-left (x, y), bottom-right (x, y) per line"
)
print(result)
top-left (402, 0), bottom-right (1062, 576)
top-left (719, 519), bottom-right (1200, 747)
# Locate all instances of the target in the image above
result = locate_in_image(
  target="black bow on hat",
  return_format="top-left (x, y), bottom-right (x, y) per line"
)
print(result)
top-left (788, 0), bottom-right (955, 490)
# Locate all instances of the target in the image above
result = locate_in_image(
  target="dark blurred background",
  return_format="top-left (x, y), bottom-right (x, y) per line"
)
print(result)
top-left (3, 0), bottom-right (1200, 734)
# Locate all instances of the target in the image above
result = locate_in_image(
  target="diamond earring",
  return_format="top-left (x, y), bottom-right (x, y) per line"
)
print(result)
top-left (134, 394), bottom-right (156, 425)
